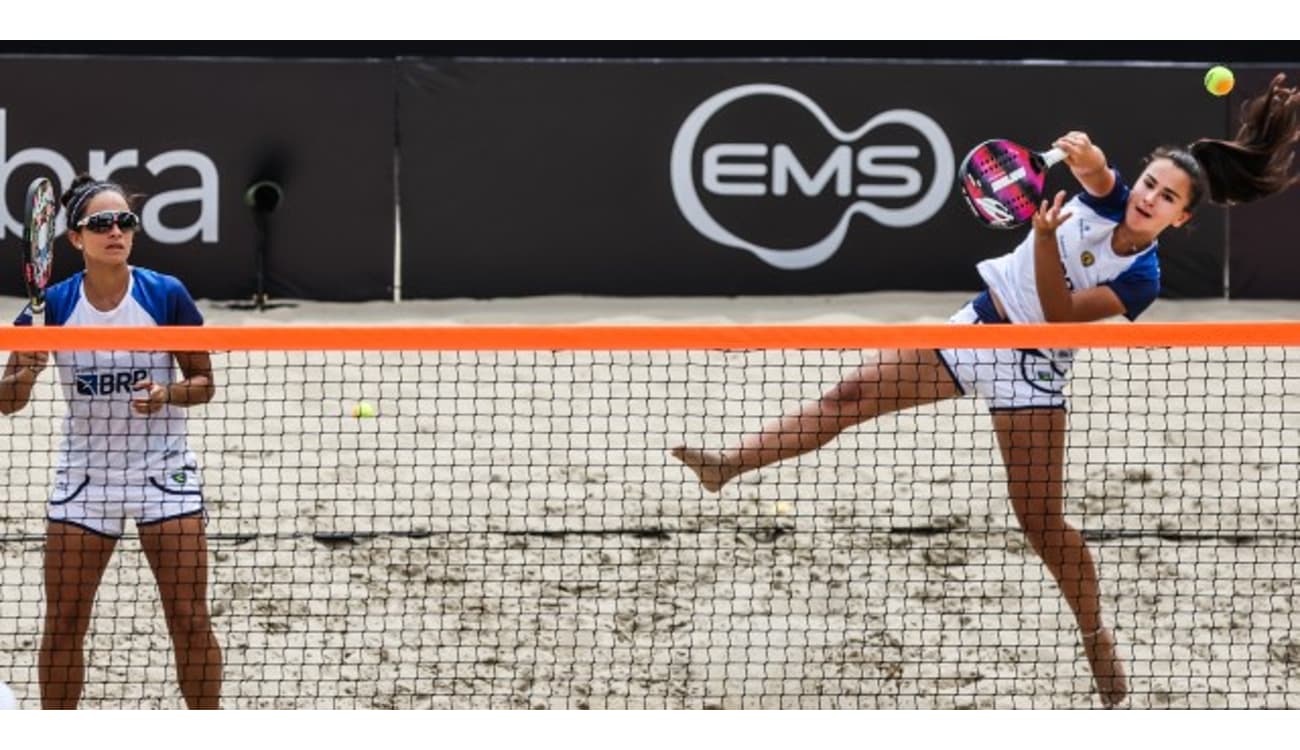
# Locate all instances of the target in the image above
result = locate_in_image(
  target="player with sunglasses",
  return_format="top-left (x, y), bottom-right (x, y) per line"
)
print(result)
top-left (672, 74), bottom-right (1300, 708)
top-left (0, 174), bottom-right (221, 708)
top-left (77, 208), bottom-right (142, 233)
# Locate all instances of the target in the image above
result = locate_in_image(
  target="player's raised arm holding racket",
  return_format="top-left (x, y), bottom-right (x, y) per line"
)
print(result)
top-left (673, 73), bottom-right (1300, 709)
top-left (1051, 130), bottom-right (1115, 198)
top-left (0, 177), bottom-right (58, 413)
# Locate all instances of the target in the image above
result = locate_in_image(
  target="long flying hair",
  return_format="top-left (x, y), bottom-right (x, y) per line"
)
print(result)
top-left (1156, 73), bottom-right (1300, 211)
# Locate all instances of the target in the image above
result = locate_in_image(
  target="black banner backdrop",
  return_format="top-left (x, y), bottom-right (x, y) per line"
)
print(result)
top-left (1228, 66), bottom-right (1300, 300)
top-left (398, 61), bottom-right (1227, 300)
top-left (0, 57), bottom-right (394, 302)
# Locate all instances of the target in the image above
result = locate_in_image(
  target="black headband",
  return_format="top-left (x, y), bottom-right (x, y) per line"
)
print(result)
top-left (67, 182), bottom-right (120, 228)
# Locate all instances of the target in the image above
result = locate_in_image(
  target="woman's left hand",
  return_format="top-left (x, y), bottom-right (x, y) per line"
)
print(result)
top-left (1032, 190), bottom-right (1073, 237)
top-left (131, 380), bottom-right (169, 415)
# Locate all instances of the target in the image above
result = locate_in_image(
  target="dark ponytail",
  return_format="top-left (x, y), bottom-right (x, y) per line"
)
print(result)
top-left (1153, 73), bottom-right (1299, 211)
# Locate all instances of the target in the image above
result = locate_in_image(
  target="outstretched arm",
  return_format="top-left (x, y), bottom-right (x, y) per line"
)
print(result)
top-left (1053, 131), bottom-right (1115, 198)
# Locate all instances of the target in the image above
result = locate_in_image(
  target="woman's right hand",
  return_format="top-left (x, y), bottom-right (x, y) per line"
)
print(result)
top-left (1053, 131), bottom-right (1107, 173)
top-left (14, 350), bottom-right (49, 380)
top-left (0, 350), bottom-right (48, 414)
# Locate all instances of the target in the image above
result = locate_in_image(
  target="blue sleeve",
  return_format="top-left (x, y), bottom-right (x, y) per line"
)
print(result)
top-left (1078, 168), bottom-right (1129, 222)
top-left (169, 278), bottom-right (204, 326)
top-left (131, 269), bottom-right (203, 326)
top-left (1103, 250), bottom-right (1161, 321)
top-left (14, 305), bottom-right (32, 326)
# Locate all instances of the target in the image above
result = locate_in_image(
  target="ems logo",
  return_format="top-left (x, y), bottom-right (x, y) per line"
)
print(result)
top-left (171, 470), bottom-right (188, 485)
top-left (1080, 250), bottom-right (1096, 267)
top-left (670, 83), bottom-right (955, 270)
top-left (1036, 371), bottom-right (1055, 382)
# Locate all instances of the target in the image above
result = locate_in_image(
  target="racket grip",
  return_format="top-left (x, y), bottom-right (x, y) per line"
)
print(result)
top-left (1041, 147), bottom-right (1067, 168)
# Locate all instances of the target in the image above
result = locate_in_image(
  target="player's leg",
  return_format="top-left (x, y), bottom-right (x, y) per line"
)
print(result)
top-left (138, 513), bottom-right (222, 709)
top-left (992, 407), bottom-right (1127, 708)
top-left (672, 348), bottom-right (962, 492)
top-left (39, 521), bottom-right (117, 709)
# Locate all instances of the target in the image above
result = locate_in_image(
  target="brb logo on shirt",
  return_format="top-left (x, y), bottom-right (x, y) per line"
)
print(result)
top-left (670, 84), bottom-right (955, 270)
top-left (75, 368), bottom-right (148, 397)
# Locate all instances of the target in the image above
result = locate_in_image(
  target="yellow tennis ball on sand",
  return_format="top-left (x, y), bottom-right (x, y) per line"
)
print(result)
top-left (1205, 65), bottom-right (1234, 97)
top-left (351, 401), bottom-right (377, 418)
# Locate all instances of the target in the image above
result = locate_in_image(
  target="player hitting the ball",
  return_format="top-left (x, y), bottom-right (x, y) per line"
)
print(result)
top-left (0, 174), bottom-right (221, 709)
top-left (673, 74), bottom-right (1299, 707)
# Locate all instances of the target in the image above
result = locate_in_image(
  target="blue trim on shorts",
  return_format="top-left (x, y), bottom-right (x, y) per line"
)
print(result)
top-left (49, 477), bottom-right (91, 506)
top-left (1017, 351), bottom-right (1068, 397)
top-left (46, 516), bottom-right (123, 540)
top-left (148, 477), bottom-right (203, 496)
top-left (932, 349), bottom-right (966, 396)
top-left (136, 508), bottom-right (206, 528)
top-left (988, 404), bottom-right (1069, 414)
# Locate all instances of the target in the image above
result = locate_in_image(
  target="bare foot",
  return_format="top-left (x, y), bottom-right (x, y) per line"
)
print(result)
top-left (1083, 627), bottom-right (1128, 708)
top-left (670, 446), bottom-right (733, 493)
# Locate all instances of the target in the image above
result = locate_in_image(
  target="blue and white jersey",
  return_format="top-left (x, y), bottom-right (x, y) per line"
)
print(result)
top-left (15, 266), bottom-right (204, 485)
top-left (976, 170), bottom-right (1161, 325)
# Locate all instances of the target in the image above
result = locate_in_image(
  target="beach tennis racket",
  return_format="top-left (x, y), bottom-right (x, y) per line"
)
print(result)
top-left (22, 177), bottom-right (57, 321)
top-left (958, 140), bottom-right (1066, 229)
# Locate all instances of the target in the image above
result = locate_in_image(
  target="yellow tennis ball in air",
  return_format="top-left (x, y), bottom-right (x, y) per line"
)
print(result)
top-left (351, 401), bottom-right (377, 418)
top-left (1205, 65), bottom-right (1234, 97)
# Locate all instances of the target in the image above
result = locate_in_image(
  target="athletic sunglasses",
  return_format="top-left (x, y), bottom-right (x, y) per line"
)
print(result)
top-left (76, 210), bottom-right (141, 233)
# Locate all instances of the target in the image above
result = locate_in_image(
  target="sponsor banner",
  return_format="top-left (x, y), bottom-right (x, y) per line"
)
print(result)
top-left (1, 57), bottom-right (394, 302)
top-left (399, 61), bottom-right (1226, 299)
top-left (1227, 66), bottom-right (1300, 300)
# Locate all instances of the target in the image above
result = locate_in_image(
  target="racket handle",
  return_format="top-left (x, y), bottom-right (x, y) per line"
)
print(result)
top-left (1041, 147), bottom-right (1067, 168)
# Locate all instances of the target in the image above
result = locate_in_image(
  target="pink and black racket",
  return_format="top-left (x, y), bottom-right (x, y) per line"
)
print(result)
top-left (22, 177), bottom-right (57, 320)
top-left (958, 140), bottom-right (1066, 229)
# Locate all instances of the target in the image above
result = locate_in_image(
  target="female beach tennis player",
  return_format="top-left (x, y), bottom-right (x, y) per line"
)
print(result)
top-left (0, 174), bottom-right (220, 709)
top-left (673, 74), bottom-right (1299, 707)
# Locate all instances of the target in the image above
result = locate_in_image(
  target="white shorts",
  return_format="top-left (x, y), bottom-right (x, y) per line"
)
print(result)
top-left (47, 465), bottom-right (205, 538)
top-left (935, 303), bottom-right (1071, 412)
